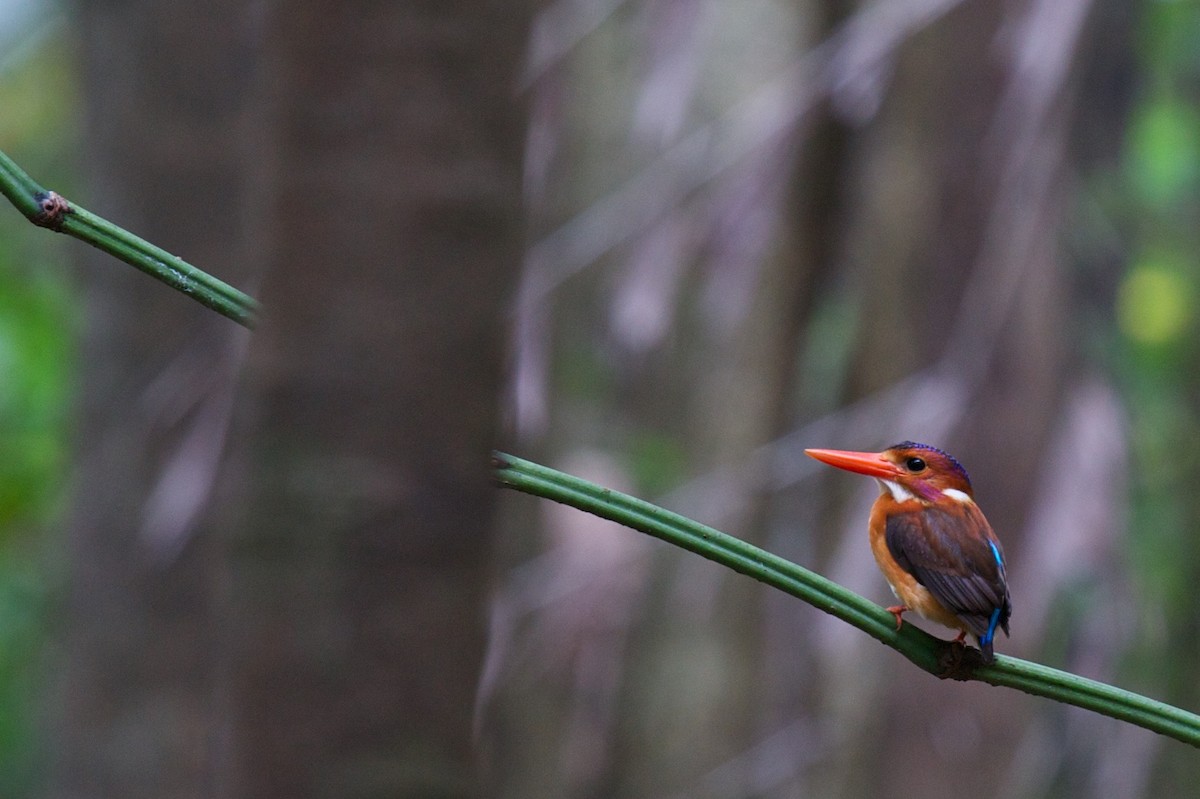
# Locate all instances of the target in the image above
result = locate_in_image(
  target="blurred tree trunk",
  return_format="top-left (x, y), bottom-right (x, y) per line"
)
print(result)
top-left (211, 3), bottom-right (532, 798)
top-left (50, 2), bottom-right (256, 797)
top-left (53, 2), bottom-right (532, 798)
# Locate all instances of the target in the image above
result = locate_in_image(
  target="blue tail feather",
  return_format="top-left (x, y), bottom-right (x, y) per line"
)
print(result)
top-left (976, 607), bottom-right (1003, 663)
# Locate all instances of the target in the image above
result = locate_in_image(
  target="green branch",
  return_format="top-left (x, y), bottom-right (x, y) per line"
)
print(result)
top-left (0, 149), bottom-right (258, 327)
top-left (493, 451), bottom-right (1200, 748)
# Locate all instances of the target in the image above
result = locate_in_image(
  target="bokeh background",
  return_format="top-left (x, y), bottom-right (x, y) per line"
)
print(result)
top-left (0, 0), bottom-right (1197, 797)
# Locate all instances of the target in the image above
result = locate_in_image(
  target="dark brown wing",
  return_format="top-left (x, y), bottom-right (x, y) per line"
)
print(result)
top-left (885, 505), bottom-right (1011, 639)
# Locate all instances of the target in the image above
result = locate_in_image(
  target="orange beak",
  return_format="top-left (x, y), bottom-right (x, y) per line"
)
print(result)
top-left (804, 448), bottom-right (903, 479)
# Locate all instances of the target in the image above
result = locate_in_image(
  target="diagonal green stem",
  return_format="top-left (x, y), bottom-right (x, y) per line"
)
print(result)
top-left (493, 451), bottom-right (1200, 748)
top-left (0, 148), bottom-right (258, 327)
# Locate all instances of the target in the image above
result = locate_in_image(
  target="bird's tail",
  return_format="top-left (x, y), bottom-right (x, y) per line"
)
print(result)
top-left (977, 636), bottom-right (995, 664)
top-left (977, 606), bottom-right (1003, 664)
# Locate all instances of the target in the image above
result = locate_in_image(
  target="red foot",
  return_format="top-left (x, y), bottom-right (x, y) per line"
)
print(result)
top-left (886, 605), bottom-right (909, 631)
top-left (952, 629), bottom-right (967, 645)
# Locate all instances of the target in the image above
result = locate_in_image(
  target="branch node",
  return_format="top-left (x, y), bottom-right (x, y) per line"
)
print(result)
top-left (33, 190), bottom-right (70, 231)
top-left (934, 640), bottom-right (985, 681)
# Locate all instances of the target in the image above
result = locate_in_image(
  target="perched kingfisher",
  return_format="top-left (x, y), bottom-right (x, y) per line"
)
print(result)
top-left (805, 442), bottom-right (1012, 663)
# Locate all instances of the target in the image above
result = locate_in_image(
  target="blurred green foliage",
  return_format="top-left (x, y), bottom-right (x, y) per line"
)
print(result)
top-left (0, 27), bottom-right (76, 523)
top-left (0, 10), bottom-right (78, 794)
top-left (1119, 0), bottom-right (1200, 591)
top-left (1117, 257), bottom-right (1192, 346)
top-left (1116, 0), bottom-right (1200, 788)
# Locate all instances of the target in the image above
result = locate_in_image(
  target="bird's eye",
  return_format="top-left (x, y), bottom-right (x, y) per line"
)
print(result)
top-left (904, 457), bottom-right (926, 472)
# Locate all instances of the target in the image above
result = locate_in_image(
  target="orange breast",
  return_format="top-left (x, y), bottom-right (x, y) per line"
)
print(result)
top-left (867, 501), bottom-right (965, 633)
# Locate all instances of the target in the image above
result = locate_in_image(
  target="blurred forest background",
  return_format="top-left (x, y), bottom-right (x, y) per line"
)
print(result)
top-left (0, 0), bottom-right (1199, 797)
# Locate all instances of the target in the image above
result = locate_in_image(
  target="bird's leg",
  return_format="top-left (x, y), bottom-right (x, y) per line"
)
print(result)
top-left (885, 605), bottom-right (909, 630)
top-left (952, 629), bottom-right (967, 645)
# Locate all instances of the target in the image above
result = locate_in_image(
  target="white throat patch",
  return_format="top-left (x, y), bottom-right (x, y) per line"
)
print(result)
top-left (942, 488), bottom-right (973, 504)
top-left (878, 479), bottom-right (915, 503)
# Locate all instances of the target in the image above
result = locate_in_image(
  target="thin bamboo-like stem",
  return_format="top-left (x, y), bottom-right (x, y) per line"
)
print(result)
top-left (0, 149), bottom-right (258, 327)
top-left (493, 451), bottom-right (1200, 748)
